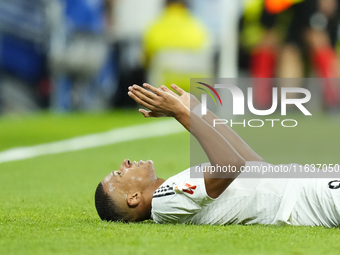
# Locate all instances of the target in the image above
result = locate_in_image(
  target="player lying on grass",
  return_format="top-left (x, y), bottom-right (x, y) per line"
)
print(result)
top-left (95, 83), bottom-right (340, 227)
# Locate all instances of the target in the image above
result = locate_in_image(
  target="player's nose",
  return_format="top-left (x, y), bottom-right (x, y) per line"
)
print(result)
top-left (123, 159), bottom-right (131, 168)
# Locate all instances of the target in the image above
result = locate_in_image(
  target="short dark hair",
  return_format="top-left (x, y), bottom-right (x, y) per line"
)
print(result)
top-left (94, 182), bottom-right (125, 222)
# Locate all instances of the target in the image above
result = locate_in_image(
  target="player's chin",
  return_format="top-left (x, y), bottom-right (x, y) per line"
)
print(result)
top-left (146, 159), bottom-right (154, 165)
top-left (146, 160), bottom-right (156, 174)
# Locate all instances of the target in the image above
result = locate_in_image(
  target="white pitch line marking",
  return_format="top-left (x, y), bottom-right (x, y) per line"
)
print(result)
top-left (0, 119), bottom-right (185, 164)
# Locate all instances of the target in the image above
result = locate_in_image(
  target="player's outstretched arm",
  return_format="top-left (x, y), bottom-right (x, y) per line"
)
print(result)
top-left (160, 84), bottom-right (263, 162)
top-left (128, 84), bottom-right (245, 198)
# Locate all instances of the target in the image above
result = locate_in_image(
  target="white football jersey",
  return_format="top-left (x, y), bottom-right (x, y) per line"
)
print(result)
top-left (290, 178), bottom-right (340, 228)
top-left (151, 162), bottom-right (305, 225)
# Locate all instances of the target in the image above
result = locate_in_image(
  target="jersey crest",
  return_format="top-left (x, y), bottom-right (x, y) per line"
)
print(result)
top-left (175, 183), bottom-right (197, 195)
top-left (153, 182), bottom-right (198, 198)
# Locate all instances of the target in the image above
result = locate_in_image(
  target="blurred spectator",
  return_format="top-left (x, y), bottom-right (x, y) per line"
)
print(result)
top-left (0, 0), bottom-right (50, 113)
top-left (190, 0), bottom-right (240, 78)
top-left (49, 0), bottom-right (115, 111)
top-left (240, 0), bottom-right (340, 111)
top-left (142, 0), bottom-right (213, 92)
top-left (108, 0), bottom-right (162, 108)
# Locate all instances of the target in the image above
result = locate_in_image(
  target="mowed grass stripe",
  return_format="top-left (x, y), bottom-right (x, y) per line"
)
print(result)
top-left (0, 110), bottom-right (157, 151)
top-left (0, 119), bottom-right (184, 164)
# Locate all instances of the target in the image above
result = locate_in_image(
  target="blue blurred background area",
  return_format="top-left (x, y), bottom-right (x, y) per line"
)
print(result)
top-left (0, 0), bottom-right (339, 115)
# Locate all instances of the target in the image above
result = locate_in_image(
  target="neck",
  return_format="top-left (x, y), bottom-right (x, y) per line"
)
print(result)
top-left (154, 178), bottom-right (166, 190)
top-left (142, 178), bottom-right (165, 220)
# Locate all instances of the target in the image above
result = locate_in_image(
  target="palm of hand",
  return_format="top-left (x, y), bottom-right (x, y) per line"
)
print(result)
top-left (132, 83), bottom-right (200, 118)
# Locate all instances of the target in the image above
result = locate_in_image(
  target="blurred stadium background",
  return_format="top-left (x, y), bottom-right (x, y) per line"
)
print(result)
top-left (1, 0), bottom-right (340, 254)
top-left (0, 0), bottom-right (339, 113)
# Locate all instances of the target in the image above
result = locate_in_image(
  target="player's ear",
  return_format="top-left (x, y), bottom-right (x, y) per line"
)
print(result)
top-left (127, 192), bottom-right (141, 207)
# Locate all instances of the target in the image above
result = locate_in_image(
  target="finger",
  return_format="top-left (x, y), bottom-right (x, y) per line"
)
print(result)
top-left (143, 83), bottom-right (163, 96)
top-left (129, 86), bottom-right (156, 105)
top-left (160, 85), bottom-right (178, 97)
top-left (131, 84), bottom-right (158, 100)
top-left (128, 91), bottom-right (154, 110)
top-left (160, 85), bottom-right (168, 92)
top-left (171, 84), bottom-right (185, 95)
top-left (138, 109), bottom-right (152, 118)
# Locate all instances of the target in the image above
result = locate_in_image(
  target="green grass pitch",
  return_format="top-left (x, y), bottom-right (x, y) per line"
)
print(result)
top-left (0, 110), bottom-right (339, 255)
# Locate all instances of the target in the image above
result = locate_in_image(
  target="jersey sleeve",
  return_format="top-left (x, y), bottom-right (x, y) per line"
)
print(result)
top-left (151, 173), bottom-right (215, 224)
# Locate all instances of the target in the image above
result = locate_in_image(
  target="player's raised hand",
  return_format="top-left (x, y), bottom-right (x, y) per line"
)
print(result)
top-left (160, 84), bottom-right (200, 110)
top-left (128, 83), bottom-right (185, 118)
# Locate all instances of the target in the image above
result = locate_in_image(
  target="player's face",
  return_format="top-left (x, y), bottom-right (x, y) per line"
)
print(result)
top-left (101, 159), bottom-right (157, 195)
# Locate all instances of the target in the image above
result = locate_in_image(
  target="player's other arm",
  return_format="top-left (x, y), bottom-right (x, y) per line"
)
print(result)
top-left (201, 110), bottom-right (263, 161)
top-left (128, 84), bottom-right (245, 199)
top-left (161, 84), bottom-right (263, 162)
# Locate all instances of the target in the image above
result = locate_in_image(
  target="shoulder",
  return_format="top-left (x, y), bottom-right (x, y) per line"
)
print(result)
top-left (151, 164), bottom-right (214, 224)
